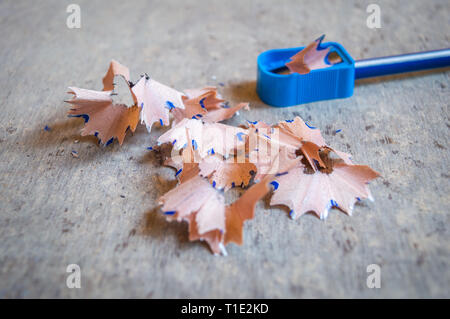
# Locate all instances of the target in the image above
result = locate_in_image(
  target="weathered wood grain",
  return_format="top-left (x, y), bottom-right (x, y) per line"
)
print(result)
top-left (0, 0), bottom-right (448, 298)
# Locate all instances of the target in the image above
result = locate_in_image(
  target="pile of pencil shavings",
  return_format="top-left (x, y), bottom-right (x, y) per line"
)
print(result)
top-left (155, 117), bottom-right (379, 255)
top-left (65, 40), bottom-right (379, 255)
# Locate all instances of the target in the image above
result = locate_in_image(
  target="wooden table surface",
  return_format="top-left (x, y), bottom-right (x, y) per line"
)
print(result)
top-left (0, 0), bottom-right (449, 298)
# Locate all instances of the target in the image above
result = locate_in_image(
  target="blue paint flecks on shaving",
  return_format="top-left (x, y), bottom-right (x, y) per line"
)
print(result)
top-left (356, 197), bottom-right (361, 201)
top-left (285, 119), bottom-right (294, 123)
top-left (105, 138), bottom-right (114, 146)
top-left (147, 146), bottom-right (153, 150)
top-left (313, 159), bottom-right (320, 168)
top-left (305, 122), bottom-right (316, 129)
top-left (69, 114), bottom-right (90, 123)
top-left (175, 169), bottom-right (182, 177)
top-left (166, 101), bottom-right (175, 109)
top-left (192, 139), bottom-right (198, 150)
top-left (316, 34), bottom-right (326, 43)
top-left (159, 119), bottom-right (164, 126)
top-left (172, 139), bottom-right (177, 145)
top-left (44, 125), bottom-right (51, 131)
top-left (164, 211), bottom-right (176, 215)
top-left (231, 182), bottom-right (235, 188)
top-left (140, 102), bottom-right (144, 108)
top-left (330, 199), bottom-right (338, 207)
top-left (236, 132), bottom-right (245, 141)
top-left (199, 97), bottom-right (206, 109)
top-left (275, 172), bottom-right (288, 177)
top-left (335, 129), bottom-right (342, 133)
top-left (212, 181), bottom-right (216, 188)
top-left (210, 148), bottom-right (215, 155)
top-left (270, 181), bottom-right (279, 190)
top-left (247, 120), bottom-right (258, 125)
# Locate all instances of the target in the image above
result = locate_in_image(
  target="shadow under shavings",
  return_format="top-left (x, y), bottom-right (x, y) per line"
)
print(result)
top-left (23, 109), bottom-right (158, 163)
top-left (139, 207), bottom-right (209, 254)
top-left (137, 142), bottom-right (174, 167)
top-left (135, 168), bottom-right (206, 253)
top-left (222, 80), bottom-right (264, 107)
top-left (153, 172), bottom-right (178, 195)
top-left (267, 200), bottom-right (313, 220)
top-left (23, 116), bottom-right (96, 148)
top-left (355, 67), bottom-right (450, 86)
top-left (140, 207), bottom-right (187, 241)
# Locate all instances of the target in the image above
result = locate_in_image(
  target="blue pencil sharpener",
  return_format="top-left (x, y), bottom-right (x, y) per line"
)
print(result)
top-left (257, 40), bottom-right (450, 107)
